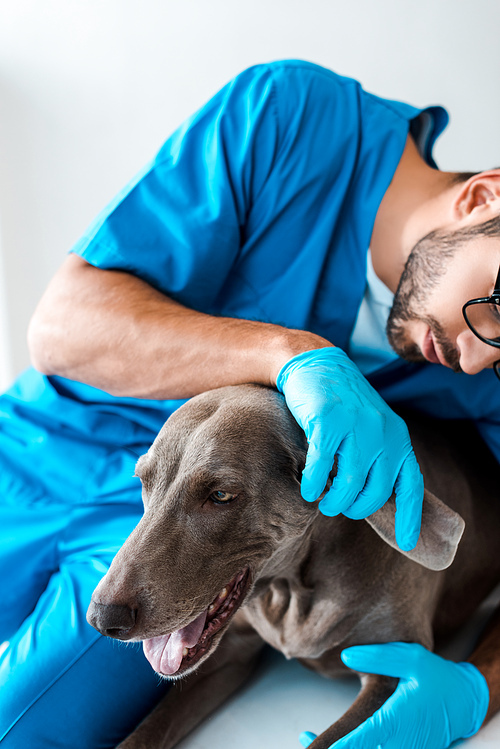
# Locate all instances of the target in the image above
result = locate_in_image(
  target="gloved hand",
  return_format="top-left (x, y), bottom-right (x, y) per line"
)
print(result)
top-left (276, 347), bottom-right (424, 551)
top-left (299, 642), bottom-right (489, 749)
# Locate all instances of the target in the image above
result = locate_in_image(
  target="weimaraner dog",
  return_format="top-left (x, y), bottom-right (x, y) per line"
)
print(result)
top-left (87, 384), bottom-right (500, 749)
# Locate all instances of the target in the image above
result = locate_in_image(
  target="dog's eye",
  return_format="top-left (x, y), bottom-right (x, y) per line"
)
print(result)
top-left (210, 490), bottom-right (237, 504)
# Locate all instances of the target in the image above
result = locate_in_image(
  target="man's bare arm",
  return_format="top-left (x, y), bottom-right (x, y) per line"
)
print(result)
top-left (28, 254), bottom-right (331, 400)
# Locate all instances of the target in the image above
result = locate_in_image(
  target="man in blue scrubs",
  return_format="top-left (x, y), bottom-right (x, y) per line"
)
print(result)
top-left (0, 60), bottom-right (499, 748)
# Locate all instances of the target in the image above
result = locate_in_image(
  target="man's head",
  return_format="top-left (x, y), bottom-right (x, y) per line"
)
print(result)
top-left (386, 171), bottom-right (500, 377)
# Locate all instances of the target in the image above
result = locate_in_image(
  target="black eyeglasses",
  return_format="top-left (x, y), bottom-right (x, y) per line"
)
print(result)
top-left (462, 266), bottom-right (500, 382)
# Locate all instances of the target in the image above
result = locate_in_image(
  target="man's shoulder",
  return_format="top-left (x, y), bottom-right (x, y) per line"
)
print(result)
top-left (223, 60), bottom-right (368, 152)
top-left (229, 60), bottom-right (419, 134)
top-left (231, 59), bottom-right (360, 98)
top-left (249, 59), bottom-right (356, 82)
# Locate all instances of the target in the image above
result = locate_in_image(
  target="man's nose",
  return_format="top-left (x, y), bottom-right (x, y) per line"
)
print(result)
top-left (456, 329), bottom-right (499, 375)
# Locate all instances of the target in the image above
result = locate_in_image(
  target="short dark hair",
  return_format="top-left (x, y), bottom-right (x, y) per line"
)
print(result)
top-left (449, 168), bottom-right (500, 186)
top-left (458, 212), bottom-right (500, 240)
top-left (427, 212), bottom-right (500, 254)
top-left (449, 171), bottom-right (480, 185)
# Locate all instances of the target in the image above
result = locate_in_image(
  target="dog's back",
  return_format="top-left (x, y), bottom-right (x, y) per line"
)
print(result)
top-left (403, 411), bottom-right (500, 639)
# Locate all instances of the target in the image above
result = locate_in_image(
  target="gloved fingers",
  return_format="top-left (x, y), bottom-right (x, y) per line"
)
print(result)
top-left (301, 441), bottom-right (338, 503)
top-left (299, 731), bottom-right (317, 747)
top-left (319, 436), bottom-right (367, 516)
top-left (341, 642), bottom-right (421, 679)
top-left (342, 456), bottom-right (394, 520)
top-left (393, 451), bottom-right (424, 551)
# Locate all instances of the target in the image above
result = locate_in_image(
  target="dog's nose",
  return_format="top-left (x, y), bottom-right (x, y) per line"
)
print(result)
top-left (86, 600), bottom-right (137, 639)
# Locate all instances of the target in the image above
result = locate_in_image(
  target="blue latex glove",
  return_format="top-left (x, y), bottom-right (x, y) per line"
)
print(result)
top-left (276, 347), bottom-right (424, 551)
top-left (299, 642), bottom-right (489, 749)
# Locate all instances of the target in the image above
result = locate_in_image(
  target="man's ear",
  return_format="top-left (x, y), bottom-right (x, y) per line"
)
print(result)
top-left (454, 170), bottom-right (500, 220)
top-left (365, 489), bottom-right (465, 571)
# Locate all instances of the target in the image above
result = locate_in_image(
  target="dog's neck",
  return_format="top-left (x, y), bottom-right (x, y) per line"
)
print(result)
top-left (248, 508), bottom-right (319, 603)
top-left (242, 512), bottom-right (363, 660)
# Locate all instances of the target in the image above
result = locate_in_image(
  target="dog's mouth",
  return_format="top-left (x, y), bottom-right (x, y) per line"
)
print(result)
top-left (142, 567), bottom-right (250, 677)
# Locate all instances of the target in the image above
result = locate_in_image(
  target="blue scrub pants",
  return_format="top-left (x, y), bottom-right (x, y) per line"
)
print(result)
top-left (0, 380), bottom-right (171, 748)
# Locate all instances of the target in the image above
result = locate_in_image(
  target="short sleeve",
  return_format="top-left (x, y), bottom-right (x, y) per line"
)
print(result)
top-left (70, 64), bottom-right (280, 312)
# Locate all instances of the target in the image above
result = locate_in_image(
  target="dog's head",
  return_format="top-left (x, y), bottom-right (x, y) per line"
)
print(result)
top-left (87, 384), bottom-right (464, 679)
top-left (87, 385), bottom-right (311, 678)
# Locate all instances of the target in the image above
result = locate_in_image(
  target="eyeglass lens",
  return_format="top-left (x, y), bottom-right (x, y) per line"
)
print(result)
top-left (464, 300), bottom-right (500, 345)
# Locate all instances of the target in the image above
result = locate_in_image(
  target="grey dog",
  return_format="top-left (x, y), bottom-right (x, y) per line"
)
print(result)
top-left (87, 384), bottom-right (500, 749)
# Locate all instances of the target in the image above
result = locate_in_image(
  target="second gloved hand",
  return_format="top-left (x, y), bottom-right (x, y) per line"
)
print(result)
top-left (276, 347), bottom-right (424, 551)
top-left (299, 642), bottom-right (489, 749)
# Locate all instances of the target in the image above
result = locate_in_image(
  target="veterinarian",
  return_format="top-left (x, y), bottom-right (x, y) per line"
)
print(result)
top-left (0, 60), bottom-right (498, 749)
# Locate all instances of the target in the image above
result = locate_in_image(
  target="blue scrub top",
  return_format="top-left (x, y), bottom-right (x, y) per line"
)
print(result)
top-left (3, 60), bottom-right (499, 495)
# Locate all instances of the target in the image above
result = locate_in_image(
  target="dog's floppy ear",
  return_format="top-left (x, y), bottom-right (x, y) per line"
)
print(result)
top-left (365, 489), bottom-right (465, 571)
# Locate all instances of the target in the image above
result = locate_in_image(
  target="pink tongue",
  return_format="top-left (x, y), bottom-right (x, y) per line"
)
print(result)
top-left (143, 608), bottom-right (208, 675)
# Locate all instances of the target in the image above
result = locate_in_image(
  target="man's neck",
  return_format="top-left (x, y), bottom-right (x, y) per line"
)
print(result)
top-left (370, 134), bottom-right (459, 293)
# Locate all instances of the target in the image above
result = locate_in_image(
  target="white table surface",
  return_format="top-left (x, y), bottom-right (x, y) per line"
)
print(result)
top-left (177, 585), bottom-right (500, 749)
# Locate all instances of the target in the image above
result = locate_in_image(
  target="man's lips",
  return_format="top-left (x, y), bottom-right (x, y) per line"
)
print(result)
top-left (422, 327), bottom-right (448, 367)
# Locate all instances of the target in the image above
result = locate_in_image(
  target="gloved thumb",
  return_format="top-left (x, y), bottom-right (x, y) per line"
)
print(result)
top-left (341, 642), bottom-right (419, 679)
top-left (299, 730), bottom-right (317, 747)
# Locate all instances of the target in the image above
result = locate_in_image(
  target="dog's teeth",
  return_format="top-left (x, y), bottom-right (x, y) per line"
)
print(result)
top-left (219, 587), bottom-right (229, 600)
top-left (208, 603), bottom-right (216, 613)
top-left (182, 647), bottom-right (189, 656)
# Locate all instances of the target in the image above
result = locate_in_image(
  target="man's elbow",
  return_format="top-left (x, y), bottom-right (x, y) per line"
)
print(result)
top-left (27, 254), bottom-right (94, 377)
top-left (27, 311), bottom-right (58, 375)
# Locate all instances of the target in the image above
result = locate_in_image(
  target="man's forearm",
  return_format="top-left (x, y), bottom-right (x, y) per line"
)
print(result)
top-left (28, 254), bottom-right (331, 399)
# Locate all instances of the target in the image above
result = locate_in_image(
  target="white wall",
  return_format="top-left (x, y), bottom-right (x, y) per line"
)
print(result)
top-left (0, 219), bottom-right (12, 391)
top-left (1, 0), bottom-right (499, 384)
